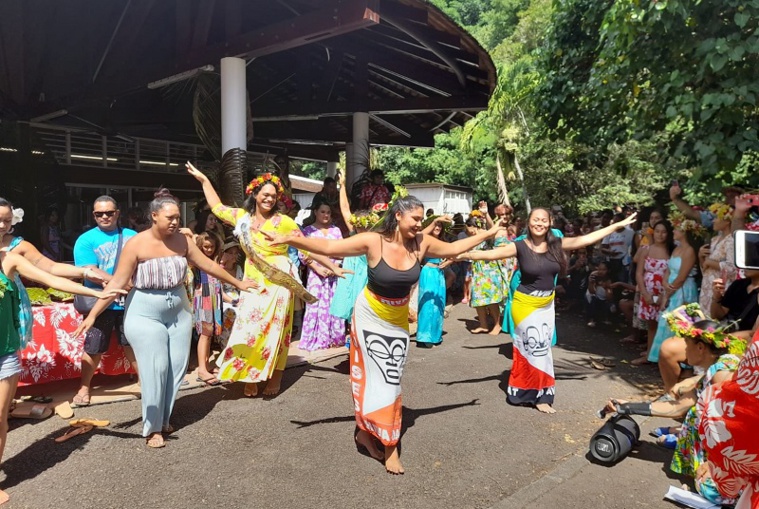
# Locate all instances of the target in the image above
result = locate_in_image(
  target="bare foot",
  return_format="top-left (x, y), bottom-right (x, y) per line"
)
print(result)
top-left (162, 424), bottom-right (175, 435)
top-left (384, 445), bottom-right (405, 475)
top-left (263, 370), bottom-right (283, 397)
top-left (355, 429), bottom-right (384, 461)
top-left (243, 383), bottom-right (258, 397)
top-left (471, 327), bottom-right (489, 334)
top-left (488, 324), bottom-right (502, 336)
top-left (536, 403), bottom-right (556, 414)
top-left (146, 433), bottom-right (165, 448)
top-left (0, 489), bottom-right (9, 506)
top-left (631, 356), bottom-right (653, 366)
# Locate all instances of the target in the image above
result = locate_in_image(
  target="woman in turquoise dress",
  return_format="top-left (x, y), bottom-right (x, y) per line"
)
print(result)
top-left (648, 222), bottom-right (699, 363)
top-left (417, 220), bottom-right (451, 347)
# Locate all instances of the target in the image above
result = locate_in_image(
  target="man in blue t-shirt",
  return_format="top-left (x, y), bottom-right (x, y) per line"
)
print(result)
top-left (72, 196), bottom-right (137, 406)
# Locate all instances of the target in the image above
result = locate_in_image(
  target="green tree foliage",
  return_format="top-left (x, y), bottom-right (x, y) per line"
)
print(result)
top-left (537, 0), bottom-right (759, 185)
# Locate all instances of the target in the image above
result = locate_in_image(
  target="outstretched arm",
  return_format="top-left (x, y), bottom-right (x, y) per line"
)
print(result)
top-left (458, 243), bottom-right (517, 261)
top-left (422, 215), bottom-right (452, 235)
top-left (425, 222), bottom-right (504, 259)
top-left (185, 236), bottom-right (257, 291)
top-left (267, 230), bottom-right (374, 258)
top-left (3, 252), bottom-right (119, 299)
top-left (187, 161), bottom-right (222, 209)
top-left (561, 214), bottom-right (637, 250)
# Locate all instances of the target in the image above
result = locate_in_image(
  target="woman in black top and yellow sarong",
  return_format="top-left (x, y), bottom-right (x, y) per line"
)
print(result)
top-left (266, 193), bottom-right (504, 475)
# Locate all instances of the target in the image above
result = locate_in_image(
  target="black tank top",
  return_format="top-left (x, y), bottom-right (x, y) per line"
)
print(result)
top-left (367, 238), bottom-right (421, 299)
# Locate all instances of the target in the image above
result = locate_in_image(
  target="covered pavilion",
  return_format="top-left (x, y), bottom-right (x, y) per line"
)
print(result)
top-left (0, 0), bottom-right (495, 243)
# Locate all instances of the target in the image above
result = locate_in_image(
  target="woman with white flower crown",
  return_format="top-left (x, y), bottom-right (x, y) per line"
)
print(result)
top-left (0, 198), bottom-right (111, 349)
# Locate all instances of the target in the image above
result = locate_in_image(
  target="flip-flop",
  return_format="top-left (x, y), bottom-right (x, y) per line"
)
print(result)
top-left (54, 401), bottom-right (75, 419)
top-left (69, 418), bottom-right (110, 428)
top-left (656, 433), bottom-right (678, 450)
top-left (11, 403), bottom-right (53, 420)
top-left (54, 424), bottom-right (94, 443)
top-left (21, 395), bottom-right (53, 404)
top-left (589, 356), bottom-right (616, 368)
top-left (650, 426), bottom-right (673, 438)
top-left (590, 359), bottom-right (608, 370)
top-left (196, 376), bottom-right (222, 387)
top-left (72, 393), bottom-right (91, 407)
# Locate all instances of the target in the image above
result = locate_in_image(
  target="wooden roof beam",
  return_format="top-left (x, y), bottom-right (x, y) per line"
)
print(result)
top-left (251, 95), bottom-right (488, 119)
top-left (179, 0), bottom-right (379, 71)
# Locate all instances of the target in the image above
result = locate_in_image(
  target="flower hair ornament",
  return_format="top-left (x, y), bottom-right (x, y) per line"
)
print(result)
top-left (665, 303), bottom-right (746, 356)
top-left (372, 186), bottom-right (409, 230)
top-left (349, 212), bottom-right (381, 230)
top-left (372, 202), bottom-right (388, 213)
top-left (668, 208), bottom-right (708, 239)
top-left (469, 210), bottom-right (487, 229)
top-left (11, 207), bottom-right (24, 226)
top-left (245, 173), bottom-right (286, 199)
top-left (708, 202), bottom-right (733, 222)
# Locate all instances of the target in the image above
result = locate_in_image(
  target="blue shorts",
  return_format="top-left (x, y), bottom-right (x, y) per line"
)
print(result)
top-left (0, 352), bottom-right (23, 381)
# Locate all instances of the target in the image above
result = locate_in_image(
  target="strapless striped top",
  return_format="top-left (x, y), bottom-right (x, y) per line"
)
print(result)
top-left (133, 256), bottom-right (188, 290)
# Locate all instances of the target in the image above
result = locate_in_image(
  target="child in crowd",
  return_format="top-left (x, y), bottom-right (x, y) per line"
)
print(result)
top-left (193, 232), bottom-right (224, 385)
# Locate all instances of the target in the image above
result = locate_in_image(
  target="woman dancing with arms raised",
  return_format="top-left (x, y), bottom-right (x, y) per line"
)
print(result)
top-left (459, 208), bottom-right (636, 414)
top-left (187, 163), bottom-right (347, 397)
top-left (265, 193), bottom-right (505, 475)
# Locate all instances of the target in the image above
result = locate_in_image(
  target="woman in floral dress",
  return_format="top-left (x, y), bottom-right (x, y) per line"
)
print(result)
top-left (633, 220), bottom-right (673, 365)
top-left (467, 214), bottom-right (505, 335)
top-left (698, 203), bottom-right (735, 311)
top-left (299, 202), bottom-right (345, 351)
top-left (187, 164), bottom-right (344, 397)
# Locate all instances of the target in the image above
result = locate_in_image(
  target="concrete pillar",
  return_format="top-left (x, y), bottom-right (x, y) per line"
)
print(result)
top-left (221, 57), bottom-right (247, 154)
top-left (326, 161), bottom-right (338, 179)
top-left (347, 111), bottom-right (369, 191)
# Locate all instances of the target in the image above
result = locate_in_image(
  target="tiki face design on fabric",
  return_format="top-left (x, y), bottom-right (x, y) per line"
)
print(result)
top-left (521, 324), bottom-right (551, 357)
top-left (364, 331), bottom-right (408, 385)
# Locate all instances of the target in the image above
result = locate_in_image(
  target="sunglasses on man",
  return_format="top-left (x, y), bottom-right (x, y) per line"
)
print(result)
top-left (94, 210), bottom-right (117, 218)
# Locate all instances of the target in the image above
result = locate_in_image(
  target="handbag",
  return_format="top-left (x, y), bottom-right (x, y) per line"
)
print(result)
top-left (74, 229), bottom-right (123, 315)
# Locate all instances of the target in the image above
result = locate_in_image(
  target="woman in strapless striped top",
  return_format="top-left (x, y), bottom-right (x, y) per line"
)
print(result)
top-left (267, 194), bottom-right (505, 475)
top-left (75, 189), bottom-right (255, 449)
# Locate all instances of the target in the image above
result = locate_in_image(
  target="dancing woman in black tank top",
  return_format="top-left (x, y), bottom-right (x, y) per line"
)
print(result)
top-left (266, 195), bottom-right (504, 475)
top-left (459, 208), bottom-right (637, 414)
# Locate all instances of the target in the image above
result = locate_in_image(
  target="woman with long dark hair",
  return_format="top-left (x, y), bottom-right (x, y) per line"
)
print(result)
top-left (264, 192), bottom-right (504, 475)
top-left (459, 208), bottom-right (637, 414)
top-left (76, 189), bottom-right (254, 448)
top-left (187, 163), bottom-right (344, 397)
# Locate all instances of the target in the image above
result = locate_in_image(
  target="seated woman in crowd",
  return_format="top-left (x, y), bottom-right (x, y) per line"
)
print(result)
top-left (604, 304), bottom-right (745, 505)
top-left (658, 268), bottom-right (759, 391)
top-left (585, 261), bottom-right (613, 328)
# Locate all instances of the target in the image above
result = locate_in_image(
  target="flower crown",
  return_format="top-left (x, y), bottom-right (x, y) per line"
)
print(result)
top-left (668, 208), bottom-right (708, 238)
top-left (245, 173), bottom-right (285, 198)
top-left (708, 203), bottom-right (733, 221)
top-left (666, 303), bottom-right (746, 355)
top-left (469, 210), bottom-right (487, 228)
top-left (349, 212), bottom-right (381, 229)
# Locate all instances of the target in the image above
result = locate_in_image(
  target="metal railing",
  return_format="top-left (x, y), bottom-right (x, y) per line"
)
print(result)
top-left (29, 122), bottom-right (203, 173)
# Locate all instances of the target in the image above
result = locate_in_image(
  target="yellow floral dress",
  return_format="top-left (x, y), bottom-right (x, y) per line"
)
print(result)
top-left (212, 204), bottom-right (301, 383)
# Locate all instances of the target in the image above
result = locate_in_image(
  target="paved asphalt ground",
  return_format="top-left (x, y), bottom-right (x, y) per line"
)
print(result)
top-left (3, 304), bottom-right (690, 509)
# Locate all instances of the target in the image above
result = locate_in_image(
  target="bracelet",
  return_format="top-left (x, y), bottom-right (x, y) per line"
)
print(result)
top-left (615, 402), bottom-right (652, 416)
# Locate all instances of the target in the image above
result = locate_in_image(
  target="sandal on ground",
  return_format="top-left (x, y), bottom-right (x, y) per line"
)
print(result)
top-left (196, 376), bottom-right (222, 387)
top-left (54, 401), bottom-right (74, 419)
top-left (69, 418), bottom-right (110, 428)
top-left (72, 393), bottom-right (91, 407)
top-left (146, 435), bottom-right (165, 448)
top-left (162, 424), bottom-right (175, 434)
top-left (11, 403), bottom-right (53, 420)
top-left (54, 424), bottom-right (94, 443)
